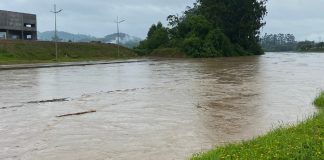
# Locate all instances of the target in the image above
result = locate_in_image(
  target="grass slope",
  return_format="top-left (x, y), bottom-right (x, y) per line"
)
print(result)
top-left (0, 40), bottom-right (137, 64)
top-left (192, 92), bottom-right (324, 160)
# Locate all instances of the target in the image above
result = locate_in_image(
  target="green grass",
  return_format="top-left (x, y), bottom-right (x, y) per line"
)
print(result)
top-left (0, 40), bottom-right (138, 65)
top-left (314, 93), bottom-right (324, 107)
top-left (192, 92), bottom-right (324, 160)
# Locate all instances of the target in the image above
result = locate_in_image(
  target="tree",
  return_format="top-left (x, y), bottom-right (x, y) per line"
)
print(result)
top-left (137, 0), bottom-right (268, 57)
top-left (297, 41), bottom-right (315, 51)
top-left (136, 22), bottom-right (169, 52)
top-left (198, 0), bottom-right (268, 54)
top-left (316, 42), bottom-right (324, 49)
top-left (169, 14), bottom-right (232, 57)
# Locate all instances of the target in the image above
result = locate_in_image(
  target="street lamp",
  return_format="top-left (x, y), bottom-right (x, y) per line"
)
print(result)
top-left (51, 4), bottom-right (63, 61)
top-left (115, 16), bottom-right (125, 57)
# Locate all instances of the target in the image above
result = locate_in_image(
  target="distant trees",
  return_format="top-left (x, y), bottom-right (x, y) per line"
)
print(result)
top-left (316, 42), bottom-right (324, 49)
top-left (260, 33), bottom-right (297, 51)
top-left (136, 0), bottom-right (268, 57)
top-left (296, 41), bottom-right (315, 51)
top-left (261, 33), bottom-right (324, 52)
top-left (295, 41), bottom-right (324, 51)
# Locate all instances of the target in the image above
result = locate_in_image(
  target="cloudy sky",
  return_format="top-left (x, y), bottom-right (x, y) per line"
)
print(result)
top-left (1, 0), bottom-right (323, 41)
top-left (263, 0), bottom-right (324, 41)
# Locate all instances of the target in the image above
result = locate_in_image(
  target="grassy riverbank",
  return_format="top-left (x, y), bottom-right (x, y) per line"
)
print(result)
top-left (192, 92), bottom-right (324, 160)
top-left (0, 40), bottom-right (137, 65)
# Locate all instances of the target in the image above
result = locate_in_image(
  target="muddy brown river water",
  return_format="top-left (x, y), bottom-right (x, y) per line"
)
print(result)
top-left (0, 52), bottom-right (324, 160)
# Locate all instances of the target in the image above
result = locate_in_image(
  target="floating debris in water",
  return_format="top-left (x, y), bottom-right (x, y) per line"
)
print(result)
top-left (0, 105), bottom-right (24, 110)
top-left (56, 110), bottom-right (97, 118)
top-left (27, 98), bottom-right (69, 104)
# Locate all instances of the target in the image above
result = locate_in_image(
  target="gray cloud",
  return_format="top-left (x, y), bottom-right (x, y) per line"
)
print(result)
top-left (0, 0), bottom-right (196, 38)
top-left (1, 0), bottom-right (323, 41)
top-left (262, 0), bottom-right (324, 41)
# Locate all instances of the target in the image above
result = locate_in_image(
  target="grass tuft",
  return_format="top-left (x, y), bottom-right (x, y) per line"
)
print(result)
top-left (314, 92), bottom-right (324, 108)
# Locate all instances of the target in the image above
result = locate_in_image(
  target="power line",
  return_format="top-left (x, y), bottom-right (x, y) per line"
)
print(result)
top-left (51, 4), bottom-right (63, 61)
top-left (114, 16), bottom-right (125, 57)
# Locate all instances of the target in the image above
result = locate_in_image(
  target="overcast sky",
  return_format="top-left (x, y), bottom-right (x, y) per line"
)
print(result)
top-left (1, 0), bottom-right (323, 41)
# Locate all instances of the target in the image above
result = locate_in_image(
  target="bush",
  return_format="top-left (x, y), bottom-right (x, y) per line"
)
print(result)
top-left (150, 48), bottom-right (186, 58)
top-left (182, 36), bottom-right (203, 57)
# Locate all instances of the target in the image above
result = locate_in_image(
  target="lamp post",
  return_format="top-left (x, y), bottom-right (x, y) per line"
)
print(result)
top-left (115, 16), bottom-right (125, 57)
top-left (51, 4), bottom-right (63, 61)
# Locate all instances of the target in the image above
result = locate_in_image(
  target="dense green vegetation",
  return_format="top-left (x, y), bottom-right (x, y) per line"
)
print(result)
top-left (261, 33), bottom-right (324, 52)
top-left (0, 40), bottom-right (137, 64)
top-left (192, 92), bottom-right (324, 160)
top-left (297, 41), bottom-right (324, 52)
top-left (150, 48), bottom-right (187, 58)
top-left (136, 0), bottom-right (268, 57)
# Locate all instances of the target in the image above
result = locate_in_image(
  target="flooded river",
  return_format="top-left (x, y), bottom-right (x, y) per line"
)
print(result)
top-left (0, 52), bottom-right (324, 160)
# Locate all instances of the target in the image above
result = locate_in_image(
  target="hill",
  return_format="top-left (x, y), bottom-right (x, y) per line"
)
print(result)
top-left (99, 33), bottom-right (142, 48)
top-left (37, 31), bottom-right (142, 48)
top-left (37, 31), bottom-right (96, 42)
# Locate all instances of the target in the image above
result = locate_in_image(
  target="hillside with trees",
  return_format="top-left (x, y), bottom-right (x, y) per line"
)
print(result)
top-left (136, 0), bottom-right (268, 57)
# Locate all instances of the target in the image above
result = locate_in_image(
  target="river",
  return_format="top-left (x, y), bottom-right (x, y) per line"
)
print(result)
top-left (0, 52), bottom-right (323, 160)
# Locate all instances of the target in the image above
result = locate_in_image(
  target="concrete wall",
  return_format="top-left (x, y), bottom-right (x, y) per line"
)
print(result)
top-left (0, 10), bottom-right (37, 40)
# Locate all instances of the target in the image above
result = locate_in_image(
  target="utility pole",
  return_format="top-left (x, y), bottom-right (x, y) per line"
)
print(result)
top-left (51, 4), bottom-right (63, 61)
top-left (115, 16), bottom-right (125, 57)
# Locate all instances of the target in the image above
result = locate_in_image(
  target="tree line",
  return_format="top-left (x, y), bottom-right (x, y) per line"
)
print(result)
top-left (135, 0), bottom-right (268, 57)
top-left (260, 33), bottom-right (297, 51)
top-left (261, 33), bottom-right (324, 52)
